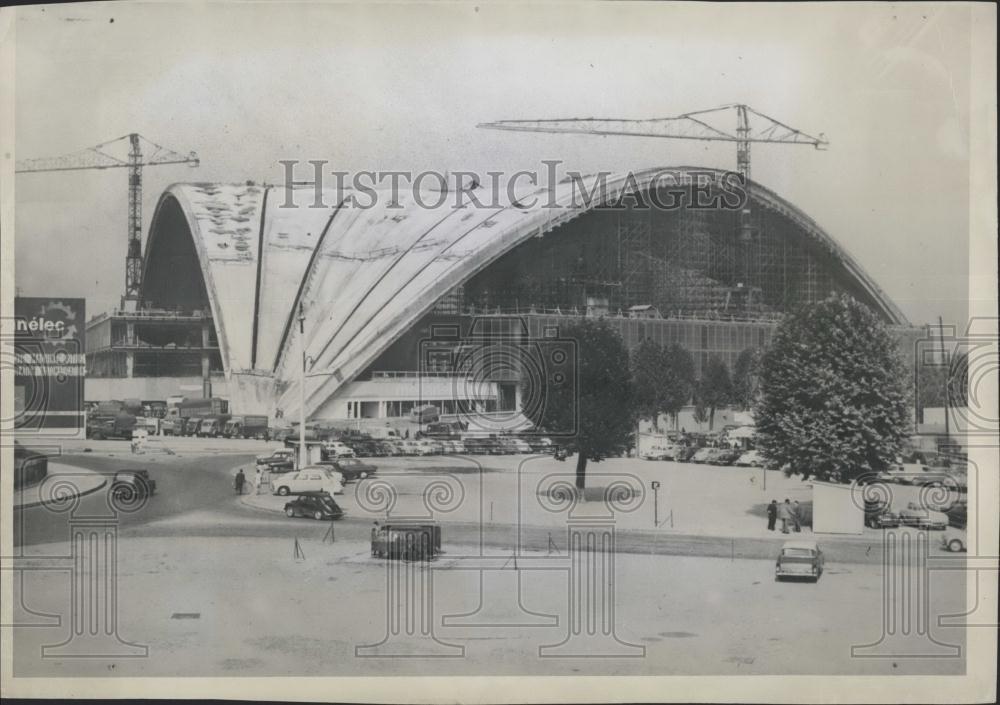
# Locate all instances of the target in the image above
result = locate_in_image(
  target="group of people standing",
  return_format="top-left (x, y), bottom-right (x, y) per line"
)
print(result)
top-left (233, 467), bottom-right (270, 495)
top-left (767, 498), bottom-right (804, 533)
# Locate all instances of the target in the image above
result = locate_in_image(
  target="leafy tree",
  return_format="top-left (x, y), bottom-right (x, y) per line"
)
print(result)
top-left (914, 350), bottom-right (969, 418)
top-left (540, 318), bottom-right (635, 489)
top-left (732, 347), bottom-right (761, 411)
top-left (631, 339), bottom-right (672, 424)
top-left (631, 341), bottom-right (695, 430)
top-left (755, 295), bottom-right (911, 483)
top-left (699, 355), bottom-right (733, 430)
top-left (664, 344), bottom-right (697, 423)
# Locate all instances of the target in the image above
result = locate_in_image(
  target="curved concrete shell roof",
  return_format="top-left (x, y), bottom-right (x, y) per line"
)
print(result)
top-left (142, 167), bottom-right (908, 418)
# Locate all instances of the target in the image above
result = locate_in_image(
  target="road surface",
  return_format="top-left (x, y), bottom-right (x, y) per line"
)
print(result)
top-left (11, 452), bottom-right (967, 677)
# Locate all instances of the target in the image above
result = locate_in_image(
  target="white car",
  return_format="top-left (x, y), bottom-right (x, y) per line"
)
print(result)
top-left (323, 441), bottom-right (355, 458)
top-left (271, 467), bottom-right (344, 496)
top-left (415, 440), bottom-right (438, 456)
top-left (401, 440), bottom-right (423, 455)
top-left (509, 439), bottom-right (533, 454)
top-left (735, 450), bottom-right (763, 467)
top-left (941, 529), bottom-right (967, 552)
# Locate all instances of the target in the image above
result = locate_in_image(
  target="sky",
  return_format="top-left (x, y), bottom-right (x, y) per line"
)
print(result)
top-left (11, 1), bottom-right (982, 328)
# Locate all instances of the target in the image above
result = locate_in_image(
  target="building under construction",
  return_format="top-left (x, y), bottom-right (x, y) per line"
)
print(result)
top-left (80, 166), bottom-right (915, 425)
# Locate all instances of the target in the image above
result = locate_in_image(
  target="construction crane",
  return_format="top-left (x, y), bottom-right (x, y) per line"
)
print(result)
top-left (478, 103), bottom-right (827, 187)
top-left (478, 104), bottom-right (827, 310)
top-left (15, 133), bottom-right (199, 305)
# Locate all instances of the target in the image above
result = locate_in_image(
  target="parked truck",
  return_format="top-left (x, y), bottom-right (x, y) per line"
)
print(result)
top-left (196, 415), bottom-right (232, 438)
top-left (162, 397), bottom-right (229, 436)
top-left (224, 415), bottom-right (270, 440)
top-left (86, 411), bottom-right (138, 440)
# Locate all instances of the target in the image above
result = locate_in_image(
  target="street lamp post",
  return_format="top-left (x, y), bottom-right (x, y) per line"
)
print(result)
top-left (298, 302), bottom-right (307, 469)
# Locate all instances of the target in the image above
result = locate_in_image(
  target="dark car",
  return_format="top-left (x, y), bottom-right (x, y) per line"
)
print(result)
top-left (317, 458), bottom-right (377, 482)
top-left (256, 448), bottom-right (296, 471)
top-left (676, 445), bottom-right (700, 463)
top-left (371, 523), bottom-right (442, 561)
top-left (110, 469), bottom-right (156, 501)
top-left (351, 440), bottom-right (385, 457)
top-left (284, 493), bottom-right (344, 520)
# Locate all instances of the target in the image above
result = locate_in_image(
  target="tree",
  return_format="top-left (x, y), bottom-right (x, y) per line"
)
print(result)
top-left (540, 318), bottom-right (635, 490)
top-left (631, 340), bottom-right (695, 430)
top-left (699, 355), bottom-right (733, 430)
top-left (755, 295), bottom-right (911, 483)
top-left (631, 339), bottom-right (672, 426)
top-left (732, 347), bottom-right (761, 411)
top-left (664, 344), bottom-right (696, 425)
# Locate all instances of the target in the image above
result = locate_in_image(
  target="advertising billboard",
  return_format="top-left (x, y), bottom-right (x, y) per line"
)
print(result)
top-left (13, 297), bottom-right (86, 437)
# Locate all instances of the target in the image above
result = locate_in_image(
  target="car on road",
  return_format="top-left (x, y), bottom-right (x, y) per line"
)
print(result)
top-left (110, 469), bottom-right (156, 501)
top-left (271, 467), bottom-right (344, 496)
top-left (735, 449), bottom-right (764, 467)
top-left (318, 458), bottom-right (376, 482)
top-left (775, 540), bottom-right (825, 581)
top-left (284, 492), bottom-right (344, 520)
top-left (898, 502), bottom-right (949, 530)
top-left (940, 529), bottom-right (967, 552)
top-left (256, 448), bottom-right (296, 471)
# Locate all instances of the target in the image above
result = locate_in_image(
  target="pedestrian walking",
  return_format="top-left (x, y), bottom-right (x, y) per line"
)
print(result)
top-left (234, 468), bottom-right (246, 495)
top-left (371, 521), bottom-right (381, 556)
top-left (255, 467), bottom-right (264, 495)
top-left (766, 499), bottom-right (778, 531)
top-left (777, 498), bottom-right (793, 534)
top-left (792, 500), bottom-right (803, 532)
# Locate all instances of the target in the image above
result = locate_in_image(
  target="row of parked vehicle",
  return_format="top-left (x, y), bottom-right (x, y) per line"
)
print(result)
top-left (643, 443), bottom-right (764, 467)
top-left (282, 435), bottom-right (556, 459)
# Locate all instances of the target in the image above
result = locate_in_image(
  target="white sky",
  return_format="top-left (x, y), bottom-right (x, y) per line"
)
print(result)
top-left (11, 1), bottom-right (977, 327)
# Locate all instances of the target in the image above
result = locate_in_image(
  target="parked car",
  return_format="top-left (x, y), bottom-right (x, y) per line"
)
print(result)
top-left (371, 523), bottom-right (442, 561)
top-left (271, 467), bottom-right (344, 496)
top-left (675, 445), bottom-right (700, 463)
top-left (284, 493), bottom-right (343, 520)
top-left (416, 440), bottom-right (442, 455)
top-left (346, 439), bottom-right (377, 457)
top-left (399, 440), bottom-right (421, 455)
top-left (528, 437), bottom-right (554, 453)
top-left (318, 458), bottom-right (376, 482)
top-left (775, 540), bottom-right (825, 581)
top-left (642, 446), bottom-right (671, 461)
top-left (735, 449), bottom-right (764, 467)
top-left (864, 500), bottom-right (900, 528)
top-left (322, 440), bottom-right (355, 459)
top-left (690, 447), bottom-right (714, 464)
top-left (898, 502), bottom-right (949, 530)
top-left (379, 440), bottom-right (402, 456)
top-left (110, 469), bottom-right (156, 501)
top-left (940, 529), bottom-right (967, 552)
top-left (714, 448), bottom-right (742, 465)
top-left (256, 448), bottom-right (296, 471)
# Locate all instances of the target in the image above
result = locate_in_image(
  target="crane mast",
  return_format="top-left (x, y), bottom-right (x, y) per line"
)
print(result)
top-left (15, 133), bottom-right (199, 306)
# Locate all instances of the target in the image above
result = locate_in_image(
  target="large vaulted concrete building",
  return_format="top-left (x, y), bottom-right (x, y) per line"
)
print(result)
top-left (87, 167), bottom-right (913, 427)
